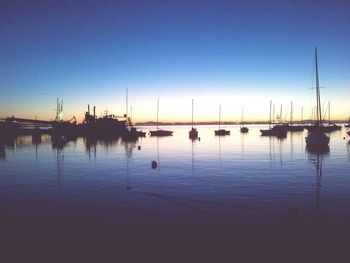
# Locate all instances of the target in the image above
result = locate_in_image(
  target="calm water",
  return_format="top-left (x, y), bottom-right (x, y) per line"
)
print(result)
top-left (1, 125), bottom-right (350, 261)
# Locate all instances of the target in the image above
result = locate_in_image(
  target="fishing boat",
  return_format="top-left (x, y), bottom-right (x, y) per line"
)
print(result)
top-left (240, 106), bottom-right (249, 133)
top-left (189, 99), bottom-right (198, 139)
top-left (260, 101), bottom-right (287, 138)
top-left (215, 104), bottom-right (230, 136)
top-left (305, 48), bottom-right (330, 147)
top-left (149, 97), bottom-right (173, 137)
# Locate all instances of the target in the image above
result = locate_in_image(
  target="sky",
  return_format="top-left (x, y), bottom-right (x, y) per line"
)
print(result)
top-left (0, 0), bottom-right (349, 122)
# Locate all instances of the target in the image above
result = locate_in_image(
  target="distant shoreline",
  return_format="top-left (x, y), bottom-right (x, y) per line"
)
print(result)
top-left (134, 121), bottom-right (348, 126)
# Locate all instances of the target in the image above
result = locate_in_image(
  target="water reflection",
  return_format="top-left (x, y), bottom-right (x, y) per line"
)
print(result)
top-left (84, 136), bottom-right (120, 159)
top-left (124, 141), bottom-right (135, 191)
top-left (56, 148), bottom-right (64, 185)
top-left (32, 134), bottom-right (41, 144)
top-left (156, 137), bottom-right (161, 173)
top-left (306, 145), bottom-right (329, 221)
top-left (51, 135), bottom-right (77, 149)
top-left (240, 133), bottom-right (246, 160)
top-left (268, 136), bottom-right (284, 168)
top-left (0, 144), bottom-right (5, 160)
top-left (191, 140), bottom-right (196, 176)
top-left (0, 135), bottom-right (16, 149)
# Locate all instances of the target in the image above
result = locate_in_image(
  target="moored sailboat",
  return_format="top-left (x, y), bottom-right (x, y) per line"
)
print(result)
top-left (306, 101), bottom-right (341, 133)
top-left (240, 106), bottom-right (249, 133)
top-left (215, 104), bottom-right (230, 136)
top-left (189, 99), bottom-right (198, 139)
top-left (305, 48), bottom-right (330, 147)
top-left (260, 101), bottom-right (287, 138)
top-left (149, 97), bottom-right (173, 137)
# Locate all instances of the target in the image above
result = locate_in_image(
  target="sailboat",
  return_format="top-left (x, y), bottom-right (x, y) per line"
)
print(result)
top-left (149, 97), bottom-right (173, 136)
top-left (189, 99), bottom-right (198, 139)
top-left (307, 101), bottom-right (341, 133)
top-left (286, 101), bottom-right (304, 131)
top-left (345, 116), bottom-right (350, 128)
top-left (240, 106), bottom-right (249, 133)
top-left (260, 100), bottom-right (287, 138)
top-left (215, 104), bottom-right (230, 136)
top-left (305, 48), bottom-right (330, 147)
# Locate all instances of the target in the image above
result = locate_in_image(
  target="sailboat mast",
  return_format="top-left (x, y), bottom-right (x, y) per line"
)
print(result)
top-left (241, 106), bottom-right (244, 127)
top-left (269, 100), bottom-right (272, 129)
top-left (126, 88), bottom-right (128, 117)
top-left (219, 104), bottom-right (221, 130)
top-left (280, 104), bottom-right (282, 123)
top-left (130, 106), bottom-right (133, 124)
top-left (192, 99), bottom-right (194, 129)
top-left (328, 101), bottom-right (330, 125)
top-left (156, 97), bottom-right (159, 131)
top-left (301, 106), bottom-right (303, 124)
top-left (290, 101), bottom-right (293, 124)
top-left (315, 47), bottom-right (322, 126)
top-left (56, 97), bottom-right (59, 121)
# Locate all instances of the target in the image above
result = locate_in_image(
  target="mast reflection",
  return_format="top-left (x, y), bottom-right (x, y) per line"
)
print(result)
top-left (123, 141), bottom-right (135, 191)
top-left (56, 148), bottom-right (64, 186)
top-left (306, 145), bottom-right (329, 219)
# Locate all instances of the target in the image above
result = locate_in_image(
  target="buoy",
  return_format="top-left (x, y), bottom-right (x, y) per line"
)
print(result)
top-left (138, 145), bottom-right (141, 150)
top-left (151, 160), bottom-right (157, 169)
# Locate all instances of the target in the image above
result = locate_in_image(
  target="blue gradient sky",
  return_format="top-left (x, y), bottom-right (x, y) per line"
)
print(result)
top-left (0, 0), bottom-right (349, 122)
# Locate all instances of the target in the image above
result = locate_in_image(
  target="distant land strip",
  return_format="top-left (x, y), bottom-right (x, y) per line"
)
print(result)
top-left (135, 120), bottom-right (348, 126)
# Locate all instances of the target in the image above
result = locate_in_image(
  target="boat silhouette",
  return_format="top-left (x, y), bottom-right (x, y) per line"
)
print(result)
top-left (284, 102), bottom-right (304, 132)
top-left (240, 106), bottom-right (249, 133)
top-left (149, 97), bottom-right (173, 137)
top-left (189, 99), bottom-right (198, 140)
top-left (260, 101), bottom-right (287, 138)
top-left (215, 104), bottom-right (230, 136)
top-left (305, 48), bottom-right (330, 147)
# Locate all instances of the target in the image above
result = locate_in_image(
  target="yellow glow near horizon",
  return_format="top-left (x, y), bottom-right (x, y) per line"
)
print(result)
top-left (1, 89), bottom-right (349, 123)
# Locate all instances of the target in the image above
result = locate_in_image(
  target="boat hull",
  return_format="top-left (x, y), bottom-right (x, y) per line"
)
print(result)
top-left (260, 128), bottom-right (287, 138)
top-left (305, 131), bottom-right (330, 147)
top-left (240, 127), bottom-right (249, 133)
top-left (189, 128), bottom-right (198, 139)
top-left (215, 129), bottom-right (230, 136)
top-left (149, 130), bottom-right (173, 136)
top-left (306, 125), bottom-right (341, 133)
top-left (286, 125), bottom-right (304, 132)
